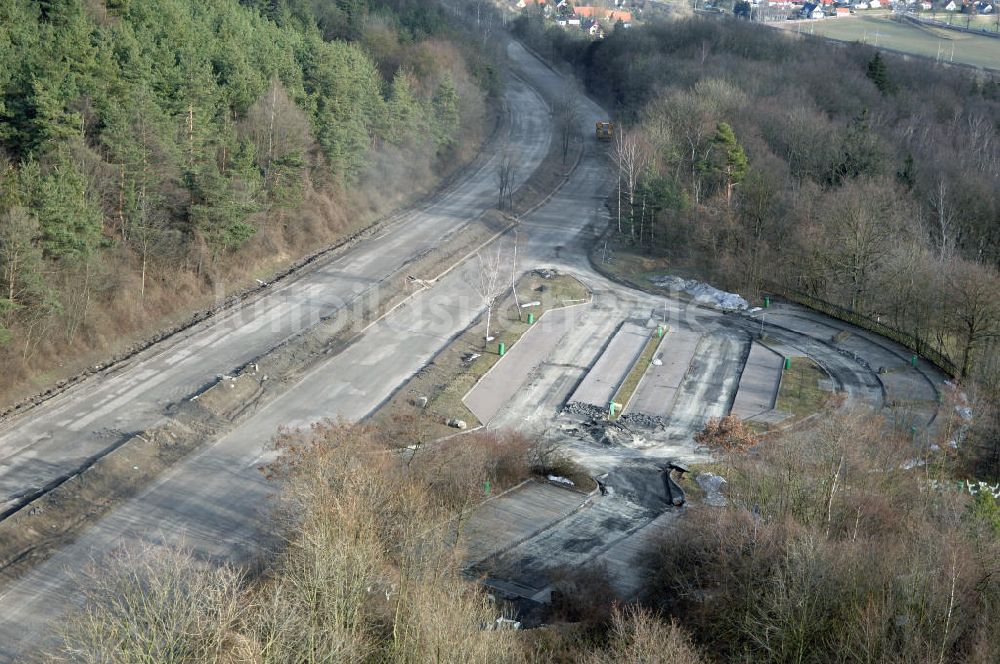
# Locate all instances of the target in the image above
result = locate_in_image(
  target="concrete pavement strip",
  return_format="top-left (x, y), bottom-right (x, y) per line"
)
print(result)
top-left (624, 326), bottom-right (702, 418)
top-left (460, 480), bottom-right (593, 565)
top-left (731, 342), bottom-right (785, 420)
top-left (464, 305), bottom-right (587, 424)
top-left (569, 322), bottom-right (650, 409)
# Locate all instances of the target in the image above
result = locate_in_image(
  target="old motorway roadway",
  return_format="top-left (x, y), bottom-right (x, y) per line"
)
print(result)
top-left (0, 41), bottom-right (617, 657)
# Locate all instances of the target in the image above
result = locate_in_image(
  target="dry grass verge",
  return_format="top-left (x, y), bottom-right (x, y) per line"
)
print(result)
top-left (370, 271), bottom-right (591, 443)
top-left (611, 329), bottom-right (665, 419)
top-left (774, 357), bottom-right (829, 418)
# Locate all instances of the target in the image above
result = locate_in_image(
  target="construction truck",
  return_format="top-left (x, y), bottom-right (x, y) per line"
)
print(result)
top-left (596, 121), bottom-right (614, 141)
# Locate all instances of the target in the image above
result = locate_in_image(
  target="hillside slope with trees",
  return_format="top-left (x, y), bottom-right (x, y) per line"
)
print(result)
top-left (516, 13), bottom-right (1000, 476)
top-left (0, 0), bottom-right (495, 404)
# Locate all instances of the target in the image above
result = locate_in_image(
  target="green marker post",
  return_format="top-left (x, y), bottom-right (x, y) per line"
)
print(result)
top-left (528, 312), bottom-right (535, 325)
top-left (764, 296), bottom-right (770, 308)
top-left (784, 357), bottom-right (792, 371)
top-left (484, 480), bottom-right (491, 497)
top-left (498, 342), bottom-right (506, 357)
top-left (657, 325), bottom-right (664, 338)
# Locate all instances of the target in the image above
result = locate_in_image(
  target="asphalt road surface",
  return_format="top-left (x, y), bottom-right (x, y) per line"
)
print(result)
top-left (0, 35), bottom-right (953, 658)
top-left (0, 67), bottom-right (550, 520)
top-left (730, 342), bottom-right (784, 420)
top-left (569, 322), bottom-right (650, 409)
top-left (0, 40), bottom-right (603, 659)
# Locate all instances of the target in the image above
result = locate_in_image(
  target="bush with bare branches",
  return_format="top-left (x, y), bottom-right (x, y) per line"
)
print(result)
top-left (648, 412), bottom-right (1000, 664)
top-left (54, 545), bottom-right (247, 663)
top-left (694, 414), bottom-right (759, 452)
top-left (589, 605), bottom-right (707, 664)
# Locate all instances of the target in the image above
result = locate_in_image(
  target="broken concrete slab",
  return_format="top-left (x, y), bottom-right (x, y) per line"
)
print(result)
top-left (696, 472), bottom-right (728, 507)
top-left (460, 480), bottom-right (591, 565)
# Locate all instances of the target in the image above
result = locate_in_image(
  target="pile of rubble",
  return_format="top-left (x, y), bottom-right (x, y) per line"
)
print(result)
top-left (563, 402), bottom-right (666, 432)
top-left (563, 401), bottom-right (607, 420)
top-left (619, 412), bottom-right (667, 429)
top-left (559, 413), bottom-right (647, 448)
top-left (649, 275), bottom-right (748, 311)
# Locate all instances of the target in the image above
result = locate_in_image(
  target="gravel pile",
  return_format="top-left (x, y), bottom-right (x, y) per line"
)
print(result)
top-left (563, 401), bottom-right (607, 419)
top-left (619, 412), bottom-right (666, 429)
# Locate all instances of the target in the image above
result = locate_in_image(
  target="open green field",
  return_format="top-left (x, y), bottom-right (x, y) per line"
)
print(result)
top-left (935, 13), bottom-right (1000, 33)
top-left (775, 14), bottom-right (1000, 70)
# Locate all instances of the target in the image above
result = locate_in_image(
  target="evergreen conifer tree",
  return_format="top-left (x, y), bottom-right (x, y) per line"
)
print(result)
top-left (866, 52), bottom-right (896, 96)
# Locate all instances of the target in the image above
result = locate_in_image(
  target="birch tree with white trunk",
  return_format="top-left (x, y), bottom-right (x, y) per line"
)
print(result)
top-left (474, 241), bottom-right (507, 342)
top-left (611, 129), bottom-right (650, 240)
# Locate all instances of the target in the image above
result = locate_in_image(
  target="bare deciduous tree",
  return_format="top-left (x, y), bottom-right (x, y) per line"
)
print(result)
top-left (496, 150), bottom-right (517, 211)
top-left (819, 180), bottom-right (904, 310)
top-left (589, 605), bottom-right (707, 664)
top-left (473, 241), bottom-right (506, 341)
top-left (0, 206), bottom-right (40, 307)
top-left (56, 544), bottom-right (246, 663)
top-left (610, 129), bottom-right (650, 239)
top-left (930, 178), bottom-right (956, 258)
top-left (946, 260), bottom-right (1000, 378)
top-left (244, 79), bottom-right (311, 200)
top-left (553, 94), bottom-right (581, 165)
